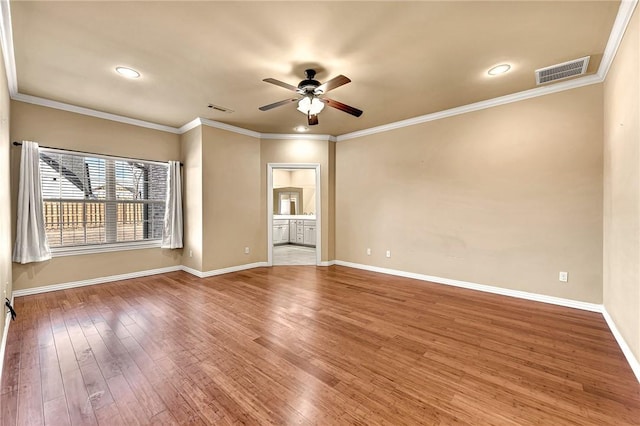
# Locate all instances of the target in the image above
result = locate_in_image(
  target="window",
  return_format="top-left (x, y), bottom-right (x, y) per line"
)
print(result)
top-left (39, 148), bottom-right (168, 253)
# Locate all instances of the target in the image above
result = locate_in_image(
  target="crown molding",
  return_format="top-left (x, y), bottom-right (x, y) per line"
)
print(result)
top-left (261, 133), bottom-right (335, 141)
top-left (597, 0), bottom-right (638, 80)
top-left (178, 117), bottom-right (202, 134)
top-left (198, 117), bottom-right (261, 139)
top-left (336, 73), bottom-right (603, 142)
top-left (0, 0), bottom-right (636, 141)
top-left (181, 117), bottom-right (338, 141)
top-left (0, 0), bottom-right (16, 96)
top-left (12, 93), bottom-right (182, 134)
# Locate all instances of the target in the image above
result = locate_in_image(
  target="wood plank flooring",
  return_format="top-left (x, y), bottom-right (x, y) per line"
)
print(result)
top-left (1, 266), bottom-right (639, 425)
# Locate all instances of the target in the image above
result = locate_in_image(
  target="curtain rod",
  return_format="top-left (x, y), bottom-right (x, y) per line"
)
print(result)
top-left (12, 141), bottom-right (183, 166)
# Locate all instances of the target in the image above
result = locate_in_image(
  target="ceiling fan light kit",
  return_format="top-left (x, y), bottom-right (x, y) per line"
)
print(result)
top-left (259, 68), bottom-right (363, 126)
top-left (297, 95), bottom-right (325, 115)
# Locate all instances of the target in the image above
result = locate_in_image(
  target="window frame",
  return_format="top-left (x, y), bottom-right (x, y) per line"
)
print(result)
top-left (39, 147), bottom-right (169, 257)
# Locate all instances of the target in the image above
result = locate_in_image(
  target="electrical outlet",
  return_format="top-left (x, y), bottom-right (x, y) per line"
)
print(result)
top-left (386, 250), bottom-right (391, 258)
top-left (559, 271), bottom-right (568, 282)
top-left (244, 247), bottom-right (250, 254)
top-left (366, 248), bottom-right (371, 256)
top-left (189, 249), bottom-right (193, 258)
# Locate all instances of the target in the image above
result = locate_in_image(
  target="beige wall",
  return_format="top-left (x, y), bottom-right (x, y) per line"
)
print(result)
top-left (260, 138), bottom-right (334, 262)
top-left (180, 126), bottom-right (203, 271)
top-left (604, 8), bottom-right (640, 362)
top-left (10, 101), bottom-right (182, 290)
top-left (0, 43), bottom-right (12, 341)
top-left (201, 126), bottom-right (262, 270)
top-left (336, 84), bottom-right (604, 303)
top-left (291, 169), bottom-right (317, 214)
top-left (273, 169), bottom-right (291, 187)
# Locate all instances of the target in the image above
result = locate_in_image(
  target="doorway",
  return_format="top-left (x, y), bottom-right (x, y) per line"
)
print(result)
top-left (267, 163), bottom-right (321, 266)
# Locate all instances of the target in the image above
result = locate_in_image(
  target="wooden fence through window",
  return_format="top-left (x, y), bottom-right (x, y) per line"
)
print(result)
top-left (43, 201), bottom-right (144, 229)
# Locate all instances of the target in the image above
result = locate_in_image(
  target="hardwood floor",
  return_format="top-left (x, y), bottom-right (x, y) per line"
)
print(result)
top-left (1, 266), bottom-right (639, 425)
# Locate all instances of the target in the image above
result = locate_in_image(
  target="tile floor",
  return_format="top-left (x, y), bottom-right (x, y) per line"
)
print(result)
top-left (273, 244), bottom-right (317, 265)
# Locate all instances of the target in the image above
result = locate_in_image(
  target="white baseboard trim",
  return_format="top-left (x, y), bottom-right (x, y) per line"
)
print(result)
top-left (333, 260), bottom-right (602, 312)
top-left (185, 260), bottom-right (336, 275)
top-left (182, 262), bottom-right (270, 279)
top-left (602, 308), bottom-right (640, 383)
top-left (12, 265), bottom-right (183, 297)
top-left (0, 295), bottom-right (14, 386)
top-left (11, 261), bottom-right (271, 296)
top-left (180, 265), bottom-right (204, 278)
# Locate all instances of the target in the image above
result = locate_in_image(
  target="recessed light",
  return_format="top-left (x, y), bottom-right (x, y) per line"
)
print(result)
top-left (488, 64), bottom-right (511, 76)
top-left (115, 66), bottom-right (140, 79)
top-left (294, 126), bottom-right (309, 133)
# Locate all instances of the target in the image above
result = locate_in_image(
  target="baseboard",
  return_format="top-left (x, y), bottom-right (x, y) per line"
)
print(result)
top-left (181, 262), bottom-right (270, 279)
top-left (0, 295), bottom-right (14, 386)
top-left (602, 308), bottom-right (640, 383)
top-left (184, 261), bottom-right (335, 276)
top-left (12, 261), bottom-right (270, 295)
top-left (12, 265), bottom-right (183, 297)
top-left (333, 260), bottom-right (602, 312)
top-left (180, 265), bottom-right (204, 278)
top-left (7, 257), bottom-right (603, 313)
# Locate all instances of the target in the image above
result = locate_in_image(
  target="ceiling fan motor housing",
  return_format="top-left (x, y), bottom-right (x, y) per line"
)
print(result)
top-left (298, 69), bottom-right (320, 92)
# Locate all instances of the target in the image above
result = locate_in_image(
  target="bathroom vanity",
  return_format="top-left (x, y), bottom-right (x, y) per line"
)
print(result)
top-left (273, 215), bottom-right (316, 247)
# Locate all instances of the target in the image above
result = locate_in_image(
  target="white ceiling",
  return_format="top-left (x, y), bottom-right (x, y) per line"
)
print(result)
top-left (4, 1), bottom-right (626, 136)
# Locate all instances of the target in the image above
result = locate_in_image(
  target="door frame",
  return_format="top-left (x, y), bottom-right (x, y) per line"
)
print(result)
top-left (267, 163), bottom-right (321, 266)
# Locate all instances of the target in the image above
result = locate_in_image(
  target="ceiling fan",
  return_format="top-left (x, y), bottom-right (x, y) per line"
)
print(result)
top-left (259, 69), bottom-right (363, 126)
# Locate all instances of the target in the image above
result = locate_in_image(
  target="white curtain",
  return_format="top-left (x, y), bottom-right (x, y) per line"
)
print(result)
top-left (162, 160), bottom-right (183, 249)
top-left (12, 141), bottom-right (52, 264)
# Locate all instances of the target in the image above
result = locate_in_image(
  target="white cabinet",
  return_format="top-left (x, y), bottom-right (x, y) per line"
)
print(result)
top-left (296, 221), bottom-right (304, 244)
top-left (303, 224), bottom-right (316, 246)
top-left (273, 225), bottom-right (283, 244)
top-left (281, 223), bottom-right (290, 243)
top-left (289, 220), bottom-right (298, 242)
top-left (273, 218), bottom-right (316, 247)
top-left (273, 220), bottom-right (289, 245)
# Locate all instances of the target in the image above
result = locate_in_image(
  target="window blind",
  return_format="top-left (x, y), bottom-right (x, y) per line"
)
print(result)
top-left (39, 148), bottom-right (168, 248)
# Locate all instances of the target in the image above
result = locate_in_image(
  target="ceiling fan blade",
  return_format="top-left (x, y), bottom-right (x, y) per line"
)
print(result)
top-left (314, 75), bottom-right (351, 94)
top-left (308, 114), bottom-right (319, 126)
top-left (321, 97), bottom-right (363, 117)
top-left (263, 78), bottom-right (298, 92)
top-left (258, 98), bottom-right (298, 111)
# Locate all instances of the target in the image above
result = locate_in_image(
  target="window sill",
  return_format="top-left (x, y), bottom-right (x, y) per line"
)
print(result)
top-left (51, 240), bottom-right (163, 257)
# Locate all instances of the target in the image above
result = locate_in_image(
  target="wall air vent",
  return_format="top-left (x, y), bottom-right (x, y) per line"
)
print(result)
top-left (535, 56), bottom-right (590, 85)
top-left (207, 104), bottom-right (234, 113)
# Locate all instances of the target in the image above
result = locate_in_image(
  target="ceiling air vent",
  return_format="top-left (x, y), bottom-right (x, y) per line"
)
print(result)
top-left (535, 56), bottom-right (590, 85)
top-left (207, 104), bottom-right (234, 113)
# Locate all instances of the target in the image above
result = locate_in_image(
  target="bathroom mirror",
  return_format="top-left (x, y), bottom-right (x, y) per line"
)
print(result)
top-left (273, 187), bottom-right (303, 215)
